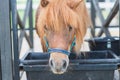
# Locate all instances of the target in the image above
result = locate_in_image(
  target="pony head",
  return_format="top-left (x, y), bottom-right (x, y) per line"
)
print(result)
top-left (36, 0), bottom-right (91, 74)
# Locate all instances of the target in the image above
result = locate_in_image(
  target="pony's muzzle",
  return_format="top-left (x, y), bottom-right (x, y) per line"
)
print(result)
top-left (49, 59), bottom-right (68, 74)
top-left (49, 52), bottom-right (69, 74)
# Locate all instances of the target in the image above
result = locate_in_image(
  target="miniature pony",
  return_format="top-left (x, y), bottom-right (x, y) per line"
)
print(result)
top-left (36, 0), bottom-right (91, 74)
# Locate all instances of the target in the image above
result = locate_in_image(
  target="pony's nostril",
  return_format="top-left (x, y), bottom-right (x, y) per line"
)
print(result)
top-left (63, 60), bottom-right (67, 69)
top-left (50, 60), bottom-right (54, 67)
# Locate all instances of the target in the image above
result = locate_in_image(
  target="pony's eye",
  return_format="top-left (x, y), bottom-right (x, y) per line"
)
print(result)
top-left (69, 26), bottom-right (73, 31)
top-left (41, 0), bottom-right (49, 7)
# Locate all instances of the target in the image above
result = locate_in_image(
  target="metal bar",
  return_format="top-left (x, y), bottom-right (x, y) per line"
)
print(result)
top-left (119, 0), bottom-right (120, 38)
top-left (29, 0), bottom-right (33, 48)
top-left (92, 0), bottom-right (111, 37)
top-left (0, 46), bottom-right (1, 80)
top-left (93, 0), bottom-right (104, 24)
top-left (17, 13), bottom-right (32, 52)
top-left (11, 27), bottom-right (36, 31)
top-left (12, 26), bottom-right (119, 30)
top-left (17, 0), bottom-right (33, 51)
top-left (17, 13), bottom-right (25, 52)
top-left (0, 38), bottom-right (2, 80)
top-left (108, 50), bottom-right (120, 59)
top-left (0, 0), bottom-right (14, 80)
top-left (119, 70), bottom-right (120, 80)
top-left (104, 0), bottom-right (119, 27)
top-left (118, 0), bottom-right (120, 57)
top-left (95, 26), bottom-right (119, 28)
top-left (87, 0), bottom-right (105, 2)
top-left (18, 30), bottom-right (24, 52)
top-left (90, 0), bottom-right (96, 37)
top-left (17, 13), bottom-right (24, 29)
top-left (10, 0), bottom-right (20, 80)
top-left (97, 0), bottom-right (119, 37)
top-left (22, 0), bottom-right (31, 25)
top-left (18, 30), bottom-right (33, 52)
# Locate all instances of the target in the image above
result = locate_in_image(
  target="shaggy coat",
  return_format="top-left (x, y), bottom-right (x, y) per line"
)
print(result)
top-left (36, 0), bottom-right (91, 53)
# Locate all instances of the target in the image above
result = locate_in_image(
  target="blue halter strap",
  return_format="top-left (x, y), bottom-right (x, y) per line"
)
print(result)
top-left (48, 48), bottom-right (70, 56)
top-left (44, 36), bottom-right (76, 56)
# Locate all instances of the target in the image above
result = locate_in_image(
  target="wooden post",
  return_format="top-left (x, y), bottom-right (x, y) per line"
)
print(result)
top-left (0, 0), bottom-right (14, 80)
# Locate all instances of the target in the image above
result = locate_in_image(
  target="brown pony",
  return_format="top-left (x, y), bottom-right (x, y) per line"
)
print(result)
top-left (36, 0), bottom-right (91, 74)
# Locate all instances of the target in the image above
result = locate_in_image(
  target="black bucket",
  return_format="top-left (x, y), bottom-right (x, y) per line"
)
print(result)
top-left (21, 51), bottom-right (120, 80)
top-left (86, 37), bottom-right (120, 56)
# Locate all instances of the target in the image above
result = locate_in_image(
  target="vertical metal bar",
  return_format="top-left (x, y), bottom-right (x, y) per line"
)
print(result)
top-left (0, 47), bottom-right (2, 80)
top-left (0, 47), bottom-right (1, 80)
top-left (90, 0), bottom-right (96, 37)
top-left (118, 70), bottom-right (120, 80)
top-left (119, 0), bottom-right (120, 36)
top-left (117, 1), bottom-right (120, 78)
top-left (23, 0), bottom-right (31, 25)
top-left (10, 0), bottom-right (20, 80)
top-left (0, 0), bottom-right (14, 80)
top-left (118, 1), bottom-right (120, 78)
top-left (29, 0), bottom-right (33, 48)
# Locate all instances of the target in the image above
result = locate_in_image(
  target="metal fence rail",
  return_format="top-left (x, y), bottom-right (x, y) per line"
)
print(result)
top-left (97, 0), bottom-right (119, 37)
top-left (90, 0), bottom-right (119, 37)
top-left (12, 0), bottom-right (34, 80)
top-left (17, 0), bottom-right (33, 52)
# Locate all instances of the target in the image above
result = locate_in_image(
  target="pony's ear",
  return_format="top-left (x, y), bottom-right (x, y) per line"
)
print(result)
top-left (41, 0), bottom-right (49, 7)
top-left (67, 0), bottom-right (83, 9)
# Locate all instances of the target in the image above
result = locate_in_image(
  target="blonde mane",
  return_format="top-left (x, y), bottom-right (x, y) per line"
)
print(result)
top-left (36, 0), bottom-right (91, 53)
